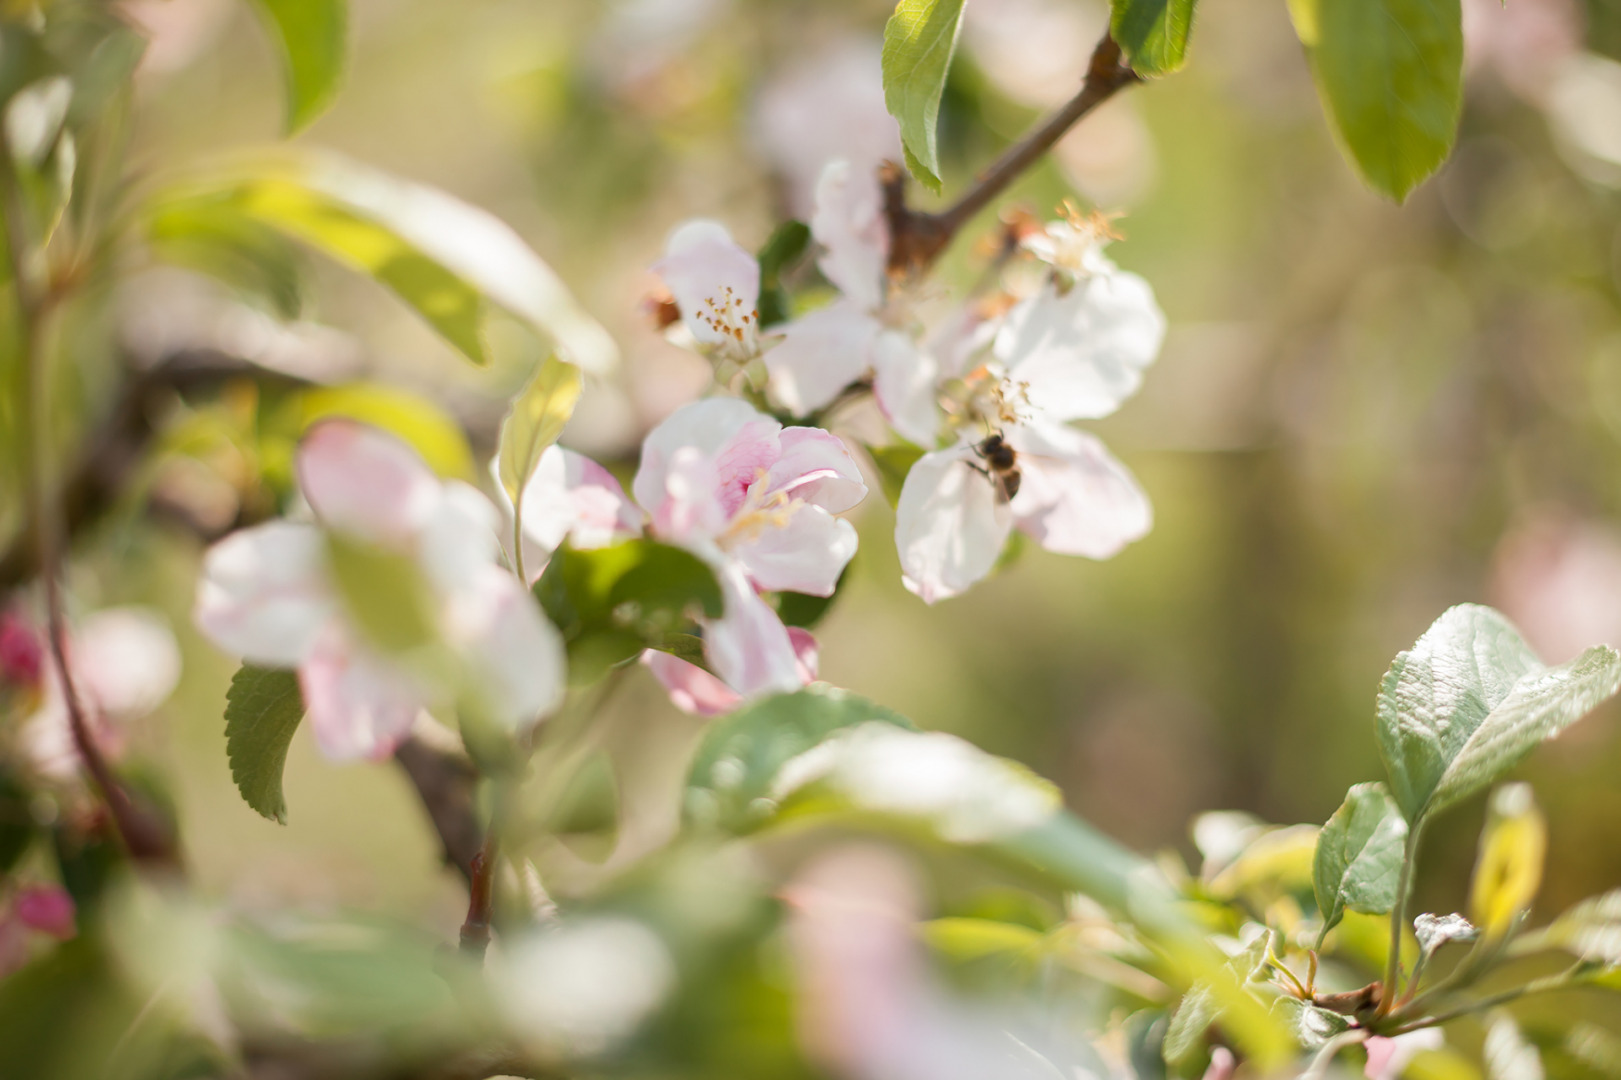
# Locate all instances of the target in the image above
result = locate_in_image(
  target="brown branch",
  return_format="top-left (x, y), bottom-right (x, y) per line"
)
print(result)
top-left (884, 33), bottom-right (1141, 276)
top-left (458, 832), bottom-right (499, 956)
top-left (393, 736), bottom-right (484, 886)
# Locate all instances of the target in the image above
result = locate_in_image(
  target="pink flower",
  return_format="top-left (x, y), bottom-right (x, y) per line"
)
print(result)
top-left (765, 161), bottom-right (942, 443)
top-left (22, 607), bottom-right (182, 782)
top-left (0, 612), bottom-right (43, 690)
top-left (894, 222), bottom-right (1163, 603)
top-left (654, 221), bottom-right (767, 364)
top-left (195, 421), bottom-right (565, 761)
top-left (497, 445), bottom-right (644, 583)
top-left (13, 886), bottom-right (75, 940)
top-left (632, 399), bottom-right (865, 699)
top-left (1364, 1031), bottom-right (1443, 1080)
top-left (642, 627), bottom-right (819, 716)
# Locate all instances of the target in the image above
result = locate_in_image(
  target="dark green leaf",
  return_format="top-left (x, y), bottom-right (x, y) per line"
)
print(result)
top-left (1286, 0), bottom-right (1463, 201)
top-left (650, 631), bottom-right (709, 668)
top-left (224, 665), bottom-right (305, 824)
top-left (683, 684), bottom-right (914, 834)
top-left (1375, 605), bottom-right (1621, 822)
top-left (1313, 781), bottom-right (1407, 934)
top-left (247, 0), bottom-right (347, 134)
top-left (881, 0), bottom-right (968, 193)
top-left (1112, 0), bottom-right (1198, 76)
top-left (757, 219), bottom-right (811, 283)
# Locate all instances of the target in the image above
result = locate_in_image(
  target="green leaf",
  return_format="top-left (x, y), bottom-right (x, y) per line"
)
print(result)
top-left (1543, 890), bottom-right (1621, 966)
top-left (546, 750), bottom-right (619, 862)
top-left (534, 539), bottom-right (723, 684)
top-left (1112, 0), bottom-right (1198, 76)
top-left (1314, 782), bottom-right (1408, 934)
top-left (148, 153), bottom-right (618, 370)
top-left (775, 561), bottom-right (853, 630)
top-left (1271, 997), bottom-right (1352, 1051)
top-left (1375, 604), bottom-right (1621, 823)
top-left (224, 665), bottom-right (305, 824)
top-left (496, 354), bottom-right (583, 506)
top-left (0, 768), bottom-right (36, 874)
top-left (869, 443), bottom-right (926, 507)
top-left (756, 219), bottom-right (811, 329)
top-left (920, 916), bottom-right (1045, 963)
top-left (881, 0), bottom-right (967, 193)
top-left (247, 0), bottom-right (347, 134)
top-left (145, 194), bottom-right (307, 319)
top-left (683, 684), bottom-right (915, 834)
top-left (1286, 0), bottom-right (1463, 201)
top-left (1163, 983), bottom-right (1218, 1065)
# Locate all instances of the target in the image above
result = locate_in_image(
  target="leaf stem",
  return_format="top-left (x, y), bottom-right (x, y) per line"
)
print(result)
top-left (1383, 963), bottom-right (1584, 1036)
top-left (883, 32), bottom-right (1141, 275)
top-left (1381, 823), bottom-right (1423, 1015)
top-left (1, 150), bottom-right (176, 866)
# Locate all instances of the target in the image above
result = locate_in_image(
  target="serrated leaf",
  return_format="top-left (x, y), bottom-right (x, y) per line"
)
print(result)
top-left (247, 0), bottom-right (347, 134)
top-left (1314, 782), bottom-right (1408, 934)
top-left (1112, 0), bottom-right (1198, 76)
top-left (497, 355), bottom-right (583, 507)
top-left (147, 153), bottom-right (617, 371)
top-left (683, 685), bottom-right (915, 834)
top-left (1286, 0), bottom-right (1463, 201)
top-left (224, 665), bottom-right (305, 824)
top-left (1375, 605), bottom-right (1621, 823)
top-left (881, 0), bottom-right (967, 193)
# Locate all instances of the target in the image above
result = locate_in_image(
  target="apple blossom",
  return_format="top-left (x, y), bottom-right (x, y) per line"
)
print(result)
top-left (641, 626), bottom-right (819, 716)
top-left (194, 420), bottom-right (565, 761)
top-left (499, 445), bottom-right (645, 584)
top-left (654, 220), bottom-right (767, 364)
top-left (632, 398), bottom-right (865, 699)
top-left (893, 210), bottom-right (1164, 603)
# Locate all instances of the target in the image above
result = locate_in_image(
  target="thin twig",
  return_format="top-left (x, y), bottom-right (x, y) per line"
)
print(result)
top-left (1383, 963), bottom-right (1584, 1036)
top-left (459, 832), bottom-right (499, 956)
top-left (882, 33), bottom-right (1141, 276)
top-left (393, 736), bottom-right (483, 886)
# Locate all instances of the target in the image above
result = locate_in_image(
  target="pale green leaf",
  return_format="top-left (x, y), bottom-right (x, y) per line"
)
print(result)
top-left (324, 534), bottom-right (438, 655)
top-left (247, 0), bottom-right (347, 134)
top-left (881, 0), bottom-right (967, 193)
top-left (1112, 0), bottom-right (1198, 76)
top-left (1542, 890), bottom-right (1621, 965)
top-left (497, 355), bottom-right (583, 505)
top-left (1484, 1013), bottom-right (1543, 1080)
top-left (224, 665), bottom-right (304, 824)
top-left (148, 154), bottom-right (618, 371)
top-left (1286, 0), bottom-right (1463, 201)
top-left (1163, 983), bottom-right (1217, 1065)
top-left (1375, 604), bottom-right (1621, 822)
top-left (1271, 997), bottom-right (1351, 1051)
top-left (921, 917), bottom-right (1044, 963)
top-left (1313, 782), bottom-right (1408, 934)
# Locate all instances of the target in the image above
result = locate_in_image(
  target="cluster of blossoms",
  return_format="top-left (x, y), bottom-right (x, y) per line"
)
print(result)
top-left (189, 157), bottom-right (1164, 762)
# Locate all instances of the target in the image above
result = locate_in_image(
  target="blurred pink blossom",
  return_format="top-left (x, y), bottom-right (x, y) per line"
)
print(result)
top-left (1463, 0), bottom-right (1582, 104)
top-left (1489, 511), bottom-right (1621, 664)
top-left (641, 626), bottom-right (818, 716)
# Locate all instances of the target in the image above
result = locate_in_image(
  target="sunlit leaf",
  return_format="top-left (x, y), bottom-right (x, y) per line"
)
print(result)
top-left (1375, 605), bottom-right (1621, 823)
top-left (224, 665), bottom-right (305, 824)
top-left (1469, 784), bottom-right (1546, 940)
top-left (881, 0), bottom-right (967, 193)
top-left (1484, 1013), bottom-right (1543, 1080)
top-left (150, 153), bottom-right (618, 370)
top-left (145, 195), bottom-right (307, 319)
top-left (247, 0), bottom-right (347, 134)
top-left (1112, 0), bottom-right (1198, 76)
top-left (497, 354), bottom-right (583, 507)
top-left (1285, 0), bottom-right (1463, 201)
top-left (1314, 782), bottom-right (1407, 935)
top-left (296, 383), bottom-right (475, 480)
top-left (920, 917), bottom-right (1044, 963)
top-left (1542, 890), bottom-right (1621, 966)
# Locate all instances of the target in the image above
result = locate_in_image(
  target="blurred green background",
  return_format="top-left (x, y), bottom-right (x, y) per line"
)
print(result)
top-left (52, 0), bottom-right (1621, 942)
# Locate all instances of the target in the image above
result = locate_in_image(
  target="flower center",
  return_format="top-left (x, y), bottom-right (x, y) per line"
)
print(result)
top-left (694, 285), bottom-right (759, 358)
top-left (719, 470), bottom-right (801, 548)
top-left (940, 363), bottom-right (1030, 435)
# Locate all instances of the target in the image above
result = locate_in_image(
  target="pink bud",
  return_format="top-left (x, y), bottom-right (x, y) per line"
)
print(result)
top-left (0, 613), bottom-right (44, 689)
top-left (14, 886), bottom-right (76, 940)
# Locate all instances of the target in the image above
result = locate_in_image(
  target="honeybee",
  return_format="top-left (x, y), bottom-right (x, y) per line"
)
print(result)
top-left (972, 433), bottom-right (1021, 504)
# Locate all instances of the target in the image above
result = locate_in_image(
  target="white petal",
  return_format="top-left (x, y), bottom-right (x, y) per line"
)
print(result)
top-left (1006, 424), bottom-right (1152, 558)
top-left (298, 621), bottom-right (425, 762)
top-left (703, 563), bottom-right (804, 698)
top-left (894, 446), bottom-right (1012, 604)
top-left (766, 427), bottom-right (868, 513)
top-left (633, 398), bottom-right (775, 513)
top-left (194, 521), bottom-right (335, 666)
top-left (417, 480), bottom-right (502, 594)
top-left (71, 608), bottom-right (181, 722)
top-left (443, 566), bottom-right (566, 730)
top-left (993, 274), bottom-right (1165, 422)
top-left (871, 330), bottom-right (941, 447)
top-left (654, 220), bottom-right (762, 355)
top-left (812, 160), bottom-right (888, 311)
top-left (649, 446), bottom-right (731, 546)
top-left (732, 506), bottom-right (858, 596)
top-left (297, 421), bottom-right (441, 546)
top-left (499, 446), bottom-right (643, 581)
top-left (764, 300), bottom-right (880, 415)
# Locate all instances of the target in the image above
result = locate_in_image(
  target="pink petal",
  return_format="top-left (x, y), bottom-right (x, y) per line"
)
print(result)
top-left (633, 398), bottom-right (777, 519)
top-left (510, 447), bottom-right (642, 568)
top-left (812, 160), bottom-right (888, 312)
top-left (703, 564), bottom-right (804, 698)
top-left (655, 220), bottom-right (762, 355)
top-left (14, 886), bottom-right (74, 939)
top-left (894, 446), bottom-right (1013, 604)
top-left (732, 506), bottom-right (858, 596)
top-left (297, 421), bottom-right (442, 547)
top-left (871, 330), bottom-right (941, 447)
top-left (0, 613), bottom-right (43, 689)
top-left (787, 627), bottom-right (820, 681)
top-left (1007, 424), bottom-right (1151, 559)
top-left (765, 300), bottom-right (881, 415)
top-left (194, 521), bottom-right (334, 667)
top-left (298, 621), bottom-right (425, 762)
top-left (993, 274), bottom-right (1165, 422)
top-left (641, 650), bottom-right (742, 716)
top-left (766, 427), bottom-right (868, 514)
top-left (441, 565), bottom-right (566, 730)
